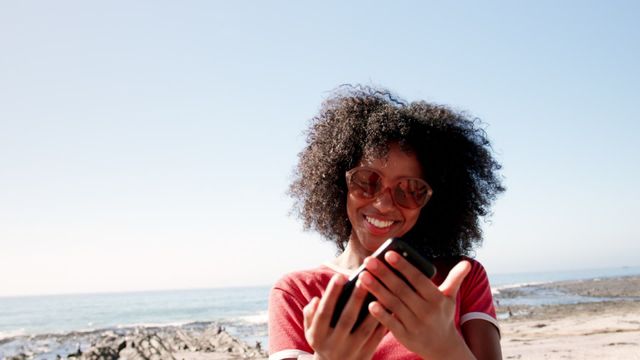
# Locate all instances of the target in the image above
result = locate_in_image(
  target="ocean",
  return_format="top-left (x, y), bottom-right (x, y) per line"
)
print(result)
top-left (0, 287), bottom-right (270, 350)
top-left (2, 265), bottom-right (640, 357)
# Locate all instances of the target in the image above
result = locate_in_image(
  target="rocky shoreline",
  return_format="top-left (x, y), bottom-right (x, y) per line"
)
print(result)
top-left (494, 274), bottom-right (640, 319)
top-left (5, 275), bottom-right (639, 359)
top-left (1, 323), bottom-right (266, 360)
top-left (498, 275), bottom-right (640, 359)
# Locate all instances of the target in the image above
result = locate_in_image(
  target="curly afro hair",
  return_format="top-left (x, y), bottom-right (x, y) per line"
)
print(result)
top-left (289, 85), bottom-right (504, 258)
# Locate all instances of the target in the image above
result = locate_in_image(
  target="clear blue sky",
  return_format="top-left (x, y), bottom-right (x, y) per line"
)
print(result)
top-left (1, 1), bottom-right (638, 296)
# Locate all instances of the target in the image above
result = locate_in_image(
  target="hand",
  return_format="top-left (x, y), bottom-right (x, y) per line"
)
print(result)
top-left (359, 254), bottom-right (475, 359)
top-left (303, 274), bottom-right (387, 360)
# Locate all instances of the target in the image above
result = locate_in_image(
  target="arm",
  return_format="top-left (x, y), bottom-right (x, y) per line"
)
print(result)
top-left (268, 285), bottom-right (315, 360)
top-left (462, 320), bottom-right (502, 360)
top-left (360, 253), bottom-right (503, 359)
top-left (458, 259), bottom-right (502, 360)
top-left (360, 254), bottom-right (477, 359)
top-left (360, 255), bottom-right (474, 359)
top-left (268, 274), bottom-right (386, 360)
top-left (302, 274), bottom-right (387, 360)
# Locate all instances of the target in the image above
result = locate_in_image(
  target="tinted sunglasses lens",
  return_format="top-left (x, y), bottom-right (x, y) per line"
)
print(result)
top-left (394, 179), bottom-right (430, 208)
top-left (349, 169), bottom-right (381, 198)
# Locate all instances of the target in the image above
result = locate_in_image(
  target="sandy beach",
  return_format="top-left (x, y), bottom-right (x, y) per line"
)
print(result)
top-left (499, 276), bottom-right (640, 359)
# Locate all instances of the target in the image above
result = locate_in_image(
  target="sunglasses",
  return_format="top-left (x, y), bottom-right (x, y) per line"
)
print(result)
top-left (345, 167), bottom-right (433, 209)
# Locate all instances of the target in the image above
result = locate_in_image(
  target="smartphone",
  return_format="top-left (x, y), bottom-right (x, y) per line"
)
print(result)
top-left (329, 238), bottom-right (437, 330)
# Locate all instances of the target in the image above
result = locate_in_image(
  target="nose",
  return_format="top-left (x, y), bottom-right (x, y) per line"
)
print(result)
top-left (372, 188), bottom-right (396, 211)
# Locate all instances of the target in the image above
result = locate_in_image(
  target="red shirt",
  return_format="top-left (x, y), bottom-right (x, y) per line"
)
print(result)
top-left (268, 257), bottom-right (498, 360)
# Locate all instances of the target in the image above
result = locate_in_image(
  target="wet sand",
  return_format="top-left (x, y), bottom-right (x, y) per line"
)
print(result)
top-left (499, 276), bottom-right (640, 359)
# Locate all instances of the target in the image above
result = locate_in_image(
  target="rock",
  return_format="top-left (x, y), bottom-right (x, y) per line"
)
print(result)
top-left (1, 324), bottom-right (267, 360)
top-left (6, 353), bottom-right (28, 360)
top-left (81, 346), bottom-right (119, 360)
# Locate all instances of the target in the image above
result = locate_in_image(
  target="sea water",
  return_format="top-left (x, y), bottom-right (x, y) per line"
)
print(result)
top-left (490, 265), bottom-right (640, 289)
top-left (2, 266), bottom-right (640, 350)
top-left (0, 287), bottom-right (270, 346)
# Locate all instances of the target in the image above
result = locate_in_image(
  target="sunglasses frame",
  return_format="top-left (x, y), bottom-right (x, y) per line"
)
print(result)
top-left (345, 166), bottom-right (433, 209)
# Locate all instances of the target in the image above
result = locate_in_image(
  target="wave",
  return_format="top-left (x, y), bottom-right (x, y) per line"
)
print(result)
top-left (0, 329), bottom-right (27, 341)
top-left (115, 320), bottom-right (197, 329)
top-left (234, 311), bottom-right (268, 325)
top-left (491, 281), bottom-right (549, 295)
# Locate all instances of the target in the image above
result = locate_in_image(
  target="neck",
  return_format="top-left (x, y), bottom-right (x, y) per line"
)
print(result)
top-left (332, 237), bottom-right (371, 270)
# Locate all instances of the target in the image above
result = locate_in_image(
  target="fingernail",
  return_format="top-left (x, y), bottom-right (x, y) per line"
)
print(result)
top-left (359, 272), bottom-right (373, 285)
top-left (366, 257), bottom-right (378, 270)
top-left (386, 251), bottom-right (400, 264)
top-left (334, 274), bottom-right (346, 285)
top-left (369, 302), bottom-right (381, 315)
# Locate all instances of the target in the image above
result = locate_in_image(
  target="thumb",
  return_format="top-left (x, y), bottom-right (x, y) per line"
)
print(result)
top-left (303, 297), bottom-right (320, 330)
top-left (438, 260), bottom-right (471, 298)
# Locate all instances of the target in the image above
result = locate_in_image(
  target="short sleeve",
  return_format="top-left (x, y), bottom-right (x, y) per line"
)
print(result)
top-left (458, 260), bottom-right (500, 333)
top-left (268, 282), bottom-right (314, 359)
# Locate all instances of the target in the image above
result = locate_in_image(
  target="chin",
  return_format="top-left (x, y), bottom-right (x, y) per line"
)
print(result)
top-left (360, 232), bottom-right (392, 252)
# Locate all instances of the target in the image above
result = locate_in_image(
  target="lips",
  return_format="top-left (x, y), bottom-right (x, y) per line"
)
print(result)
top-left (365, 216), bottom-right (394, 228)
top-left (363, 215), bottom-right (396, 236)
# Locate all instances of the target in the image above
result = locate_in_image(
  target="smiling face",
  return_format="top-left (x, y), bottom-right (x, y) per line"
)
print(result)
top-left (346, 143), bottom-right (425, 256)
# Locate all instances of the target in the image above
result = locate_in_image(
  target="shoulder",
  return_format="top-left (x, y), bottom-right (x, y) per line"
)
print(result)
top-left (458, 256), bottom-right (492, 292)
top-left (431, 256), bottom-right (487, 284)
top-left (272, 265), bottom-right (335, 290)
top-left (461, 256), bottom-right (489, 282)
top-left (432, 256), bottom-right (494, 309)
top-left (269, 267), bottom-right (334, 358)
top-left (270, 265), bottom-right (335, 306)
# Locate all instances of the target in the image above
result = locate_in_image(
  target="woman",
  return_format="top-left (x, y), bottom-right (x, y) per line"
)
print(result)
top-left (269, 85), bottom-right (504, 359)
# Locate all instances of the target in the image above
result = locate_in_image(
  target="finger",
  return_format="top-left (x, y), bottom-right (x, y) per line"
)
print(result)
top-left (368, 300), bottom-right (406, 336)
top-left (359, 270), bottom-right (417, 322)
top-left (334, 279), bottom-right (370, 335)
top-left (303, 297), bottom-right (320, 330)
top-left (364, 257), bottom-right (422, 311)
top-left (438, 260), bottom-right (471, 298)
top-left (384, 251), bottom-right (440, 300)
top-left (351, 307), bottom-right (380, 343)
top-left (361, 323), bottom-right (387, 355)
top-left (313, 274), bottom-right (347, 329)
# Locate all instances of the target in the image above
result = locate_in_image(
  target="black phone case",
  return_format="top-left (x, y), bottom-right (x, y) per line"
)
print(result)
top-left (329, 238), bottom-right (436, 331)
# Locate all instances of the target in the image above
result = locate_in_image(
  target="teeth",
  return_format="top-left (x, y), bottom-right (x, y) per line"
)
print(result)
top-left (366, 216), bottom-right (394, 228)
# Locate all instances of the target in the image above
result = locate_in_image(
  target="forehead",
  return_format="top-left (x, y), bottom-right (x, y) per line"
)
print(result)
top-left (358, 144), bottom-right (423, 178)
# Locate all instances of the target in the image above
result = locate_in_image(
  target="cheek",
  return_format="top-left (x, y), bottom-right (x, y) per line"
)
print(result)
top-left (346, 193), bottom-right (361, 224)
top-left (402, 209), bottom-right (422, 230)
